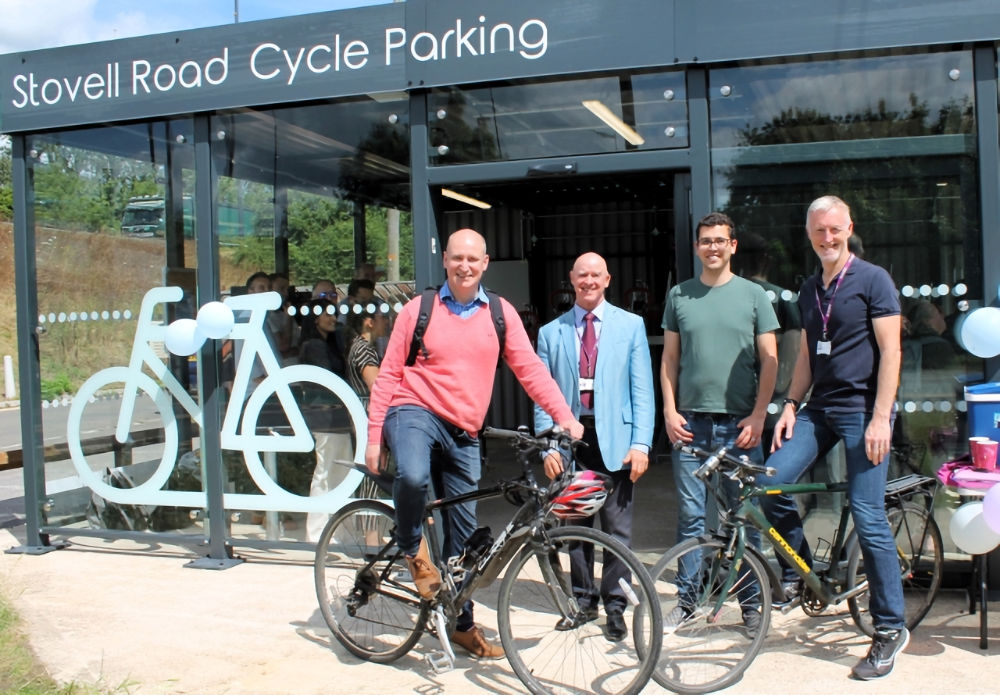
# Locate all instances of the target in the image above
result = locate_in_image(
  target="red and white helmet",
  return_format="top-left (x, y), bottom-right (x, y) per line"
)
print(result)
top-left (548, 470), bottom-right (609, 519)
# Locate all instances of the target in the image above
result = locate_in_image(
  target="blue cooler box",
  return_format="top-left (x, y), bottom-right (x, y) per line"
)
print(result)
top-left (966, 382), bottom-right (1000, 440)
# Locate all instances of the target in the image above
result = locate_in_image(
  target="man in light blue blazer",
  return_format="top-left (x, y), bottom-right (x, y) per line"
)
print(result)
top-left (534, 251), bottom-right (655, 642)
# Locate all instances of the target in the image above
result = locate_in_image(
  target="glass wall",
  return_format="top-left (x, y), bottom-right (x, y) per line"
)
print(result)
top-left (207, 98), bottom-right (414, 542)
top-left (709, 49), bottom-right (983, 485)
top-left (29, 119), bottom-right (203, 533)
top-left (428, 69), bottom-right (688, 164)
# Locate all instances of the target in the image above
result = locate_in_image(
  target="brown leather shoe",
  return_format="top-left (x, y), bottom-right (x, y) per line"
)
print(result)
top-left (405, 538), bottom-right (441, 599)
top-left (451, 625), bottom-right (504, 660)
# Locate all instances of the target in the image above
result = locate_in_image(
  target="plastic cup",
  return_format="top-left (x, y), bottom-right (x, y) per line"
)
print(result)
top-left (971, 439), bottom-right (998, 471)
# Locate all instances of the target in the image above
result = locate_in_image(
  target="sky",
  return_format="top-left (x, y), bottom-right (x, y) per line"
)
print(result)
top-left (0, 0), bottom-right (389, 54)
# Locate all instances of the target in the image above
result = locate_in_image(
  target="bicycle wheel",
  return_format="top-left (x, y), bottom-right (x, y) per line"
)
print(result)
top-left (497, 525), bottom-right (661, 695)
top-left (846, 502), bottom-right (943, 636)
top-left (647, 537), bottom-right (771, 694)
top-left (314, 499), bottom-right (428, 662)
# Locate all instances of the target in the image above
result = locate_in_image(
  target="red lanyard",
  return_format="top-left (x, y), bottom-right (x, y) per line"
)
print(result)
top-left (814, 253), bottom-right (855, 341)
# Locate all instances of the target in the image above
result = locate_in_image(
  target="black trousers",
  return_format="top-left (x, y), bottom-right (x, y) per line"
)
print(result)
top-left (568, 420), bottom-right (634, 614)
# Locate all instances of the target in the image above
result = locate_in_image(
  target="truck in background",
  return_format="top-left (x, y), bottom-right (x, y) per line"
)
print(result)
top-left (121, 195), bottom-right (256, 238)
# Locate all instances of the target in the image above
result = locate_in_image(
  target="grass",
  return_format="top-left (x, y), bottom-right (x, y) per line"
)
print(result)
top-left (0, 588), bottom-right (134, 694)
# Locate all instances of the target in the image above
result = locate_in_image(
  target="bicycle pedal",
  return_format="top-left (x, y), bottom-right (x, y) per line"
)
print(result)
top-left (777, 597), bottom-right (801, 614)
top-left (425, 650), bottom-right (455, 674)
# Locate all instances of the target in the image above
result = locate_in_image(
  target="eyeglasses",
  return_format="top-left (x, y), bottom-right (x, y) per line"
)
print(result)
top-left (316, 291), bottom-right (338, 301)
top-left (697, 237), bottom-right (733, 248)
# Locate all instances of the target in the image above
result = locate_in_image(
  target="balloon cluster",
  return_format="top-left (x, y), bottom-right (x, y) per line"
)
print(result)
top-left (959, 306), bottom-right (1000, 358)
top-left (950, 483), bottom-right (1000, 555)
top-left (164, 302), bottom-right (235, 356)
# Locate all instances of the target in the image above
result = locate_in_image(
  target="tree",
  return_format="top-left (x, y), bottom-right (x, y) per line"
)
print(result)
top-left (0, 135), bottom-right (12, 220)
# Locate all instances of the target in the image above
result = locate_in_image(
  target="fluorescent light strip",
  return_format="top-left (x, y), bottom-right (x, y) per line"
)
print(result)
top-left (581, 100), bottom-right (645, 145)
top-left (441, 188), bottom-right (492, 209)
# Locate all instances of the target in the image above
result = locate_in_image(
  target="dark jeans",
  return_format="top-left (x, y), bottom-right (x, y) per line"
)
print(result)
top-left (383, 405), bottom-right (480, 630)
top-left (759, 408), bottom-right (905, 630)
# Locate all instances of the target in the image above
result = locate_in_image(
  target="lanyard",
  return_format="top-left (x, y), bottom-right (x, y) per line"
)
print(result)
top-left (814, 253), bottom-right (855, 341)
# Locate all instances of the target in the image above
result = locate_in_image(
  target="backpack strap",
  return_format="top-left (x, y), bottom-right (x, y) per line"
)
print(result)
top-left (485, 289), bottom-right (506, 369)
top-left (405, 286), bottom-right (507, 368)
top-left (405, 286), bottom-right (438, 366)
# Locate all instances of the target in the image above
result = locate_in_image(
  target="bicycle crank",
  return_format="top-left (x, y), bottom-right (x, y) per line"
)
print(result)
top-left (800, 586), bottom-right (828, 617)
top-left (425, 605), bottom-right (456, 674)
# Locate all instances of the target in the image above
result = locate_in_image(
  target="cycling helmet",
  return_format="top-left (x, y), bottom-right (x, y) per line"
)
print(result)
top-left (549, 470), bottom-right (610, 519)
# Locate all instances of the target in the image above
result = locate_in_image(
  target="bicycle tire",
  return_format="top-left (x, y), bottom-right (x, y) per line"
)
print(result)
top-left (314, 499), bottom-right (428, 662)
top-left (846, 502), bottom-right (943, 636)
top-left (646, 536), bottom-right (771, 694)
top-left (497, 525), bottom-right (661, 695)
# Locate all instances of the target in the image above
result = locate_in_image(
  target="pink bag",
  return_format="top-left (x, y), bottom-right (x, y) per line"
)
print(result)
top-left (937, 455), bottom-right (1000, 489)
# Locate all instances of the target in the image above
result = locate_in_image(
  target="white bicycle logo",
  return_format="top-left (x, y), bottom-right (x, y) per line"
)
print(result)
top-left (66, 286), bottom-right (367, 512)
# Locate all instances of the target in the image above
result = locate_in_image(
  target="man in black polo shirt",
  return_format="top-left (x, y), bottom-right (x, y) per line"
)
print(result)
top-left (761, 195), bottom-right (905, 681)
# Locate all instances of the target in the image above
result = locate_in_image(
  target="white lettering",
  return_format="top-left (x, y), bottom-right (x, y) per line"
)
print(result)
top-left (205, 48), bottom-right (228, 85)
top-left (519, 19), bottom-right (547, 59)
top-left (283, 47), bottom-right (305, 85)
top-left (11, 74), bottom-right (28, 108)
top-left (62, 75), bottom-right (82, 102)
top-left (307, 44), bottom-right (332, 74)
top-left (132, 60), bottom-right (151, 93)
top-left (455, 19), bottom-right (478, 57)
top-left (153, 64), bottom-right (176, 91)
top-left (177, 60), bottom-right (202, 89)
top-left (41, 78), bottom-right (62, 105)
top-left (410, 32), bottom-right (439, 62)
top-left (83, 72), bottom-right (104, 100)
top-left (343, 40), bottom-right (369, 69)
top-left (385, 28), bottom-right (406, 66)
top-left (490, 24), bottom-right (515, 53)
top-left (250, 43), bottom-right (281, 80)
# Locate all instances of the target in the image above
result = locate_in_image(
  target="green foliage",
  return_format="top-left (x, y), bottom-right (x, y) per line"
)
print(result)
top-left (0, 137), bottom-right (11, 221)
top-left (40, 372), bottom-right (75, 400)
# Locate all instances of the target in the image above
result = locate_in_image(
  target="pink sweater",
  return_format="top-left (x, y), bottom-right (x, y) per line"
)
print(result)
top-left (367, 293), bottom-right (573, 443)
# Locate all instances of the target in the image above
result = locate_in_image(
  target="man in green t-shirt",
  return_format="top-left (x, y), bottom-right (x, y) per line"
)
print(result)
top-left (660, 211), bottom-right (779, 633)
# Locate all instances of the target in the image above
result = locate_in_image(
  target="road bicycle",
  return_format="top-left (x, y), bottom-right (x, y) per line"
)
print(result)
top-left (313, 426), bottom-right (662, 695)
top-left (66, 286), bottom-right (368, 512)
top-left (642, 442), bottom-right (942, 694)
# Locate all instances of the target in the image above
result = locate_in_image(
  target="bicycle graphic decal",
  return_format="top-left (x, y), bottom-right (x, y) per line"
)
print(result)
top-left (66, 286), bottom-right (368, 513)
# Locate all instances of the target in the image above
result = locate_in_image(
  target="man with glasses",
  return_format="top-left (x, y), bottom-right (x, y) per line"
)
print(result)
top-left (660, 212), bottom-right (779, 634)
top-left (760, 196), bottom-right (905, 681)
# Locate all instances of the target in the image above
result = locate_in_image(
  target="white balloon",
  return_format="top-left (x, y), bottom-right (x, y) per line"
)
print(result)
top-left (196, 301), bottom-right (235, 339)
top-left (960, 306), bottom-right (1000, 358)
top-left (949, 501), bottom-right (1000, 555)
top-left (164, 319), bottom-right (205, 356)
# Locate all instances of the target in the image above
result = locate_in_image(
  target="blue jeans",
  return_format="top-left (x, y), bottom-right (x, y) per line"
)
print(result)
top-left (759, 408), bottom-right (904, 630)
top-left (383, 405), bottom-right (480, 630)
top-left (672, 412), bottom-right (763, 608)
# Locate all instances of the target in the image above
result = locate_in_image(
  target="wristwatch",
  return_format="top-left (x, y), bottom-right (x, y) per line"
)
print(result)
top-left (782, 397), bottom-right (800, 409)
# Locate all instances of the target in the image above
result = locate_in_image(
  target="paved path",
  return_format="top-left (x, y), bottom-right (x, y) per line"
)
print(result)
top-left (1, 523), bottom-right (996, 695)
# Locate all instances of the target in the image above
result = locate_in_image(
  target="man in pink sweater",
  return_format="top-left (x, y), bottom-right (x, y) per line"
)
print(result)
top-left (366, 228), bottom-right (583, 659)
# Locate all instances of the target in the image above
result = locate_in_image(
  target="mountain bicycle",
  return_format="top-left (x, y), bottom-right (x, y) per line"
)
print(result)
top-left (642, 442), bottom-right (942, 694)
top-left (66, 285), bottom-right (367, 512)
top-left (313, 426), bottom-right (662, 695)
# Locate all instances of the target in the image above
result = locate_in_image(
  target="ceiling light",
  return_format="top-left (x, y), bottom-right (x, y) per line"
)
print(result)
top-left (441, 188), bottom-right (492, 209)
top-left (582, 100), bottom-right (645, 145)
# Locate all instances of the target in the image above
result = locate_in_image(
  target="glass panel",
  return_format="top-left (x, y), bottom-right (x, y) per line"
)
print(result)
top-left (429, 69), bottom-right (687, 164)
top-left (209, 97), bottom-right (413, 541)
top-left (711, 51), bottom-right (983, 485)
top-left (30, 120), bottom-right (205, 534)
top-left (710, 50), bottom-right (974, 148)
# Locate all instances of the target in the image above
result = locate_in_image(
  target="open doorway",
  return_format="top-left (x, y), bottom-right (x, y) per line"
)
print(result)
top-left (437, 170), bottom-right (685, 426)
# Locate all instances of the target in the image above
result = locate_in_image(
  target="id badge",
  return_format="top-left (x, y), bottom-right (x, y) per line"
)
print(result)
top-left (578, 377), bottom-right (595, 392)
top-left (816, 340), bottom-right (832, 356)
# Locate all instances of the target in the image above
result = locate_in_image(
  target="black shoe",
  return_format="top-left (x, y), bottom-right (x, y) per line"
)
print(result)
top-left (851, 627), bottom-right (910, 680)
top-left (773, 580), bottom-right (803, 606)
top-left (554, 606), bottom-right (599, 631)
top-left (741, 606), bottom-right (762, 637)
top-left (605, 612), bottom-right (627, 642)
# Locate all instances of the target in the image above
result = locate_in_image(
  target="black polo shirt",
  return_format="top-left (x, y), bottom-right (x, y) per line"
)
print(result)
top-left (798, 257), bottom-right (900, 413)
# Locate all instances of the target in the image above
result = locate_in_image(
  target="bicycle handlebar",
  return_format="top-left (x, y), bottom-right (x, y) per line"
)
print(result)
top-left (673, 441), bottom-right (775, 482)
top-left (483, 425), bottom-right (583, 456)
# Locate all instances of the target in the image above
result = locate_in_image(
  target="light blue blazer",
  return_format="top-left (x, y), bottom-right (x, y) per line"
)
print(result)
top-left (534, 302), bottom-right (655, 472)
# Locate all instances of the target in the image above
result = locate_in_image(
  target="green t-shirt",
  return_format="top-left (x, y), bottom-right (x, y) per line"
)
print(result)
top-left (662, 275), bottom-right (780, 415)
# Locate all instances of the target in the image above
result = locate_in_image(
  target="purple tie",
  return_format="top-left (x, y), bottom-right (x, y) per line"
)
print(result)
top-left (580, 312), bottom-right (597, 409)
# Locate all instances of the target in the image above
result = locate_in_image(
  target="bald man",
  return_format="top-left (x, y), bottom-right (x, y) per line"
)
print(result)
top-left (366, 228), bottom-right (582, 660)
top-left (534, 252), bottom-right (655, 642)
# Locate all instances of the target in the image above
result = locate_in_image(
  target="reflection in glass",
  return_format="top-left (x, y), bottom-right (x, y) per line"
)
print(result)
top-left (429, 69), bottom-right (687, 164)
